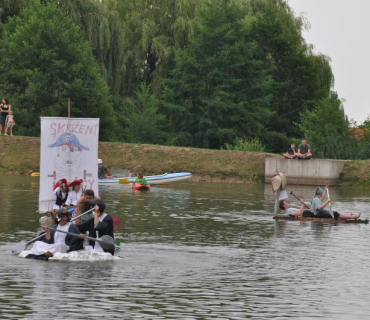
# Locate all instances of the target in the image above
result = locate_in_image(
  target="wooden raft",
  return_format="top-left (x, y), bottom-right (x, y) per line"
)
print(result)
top-left (273, 216), bottom-right (369, 224)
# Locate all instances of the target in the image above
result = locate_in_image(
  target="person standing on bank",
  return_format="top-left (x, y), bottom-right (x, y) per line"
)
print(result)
top-left (78, 200), bottom-right (115, 255)
top-left (4, 110), bottom-right (16, 136)
top-left (0, 98), bottom-right (12, 135)
top-left (297, 138), bottom-right (312, 159)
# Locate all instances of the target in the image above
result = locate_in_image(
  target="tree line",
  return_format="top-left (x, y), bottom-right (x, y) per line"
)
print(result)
top-left (0, 0), bottom-right (368, 158)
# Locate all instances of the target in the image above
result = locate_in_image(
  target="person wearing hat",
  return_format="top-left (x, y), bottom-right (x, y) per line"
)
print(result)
top-left (53, 178), bottom-right (69, 211)
top-left (77, 200), bottom-right (115, 255)
top-left (311, 186), bottom-right (336, 218)
top-left (28, 208), bottom-right (83, 258)
top-left (65, 179), bottom-right (83, 207)
top-left (98, 159), bottom-right (112, 179)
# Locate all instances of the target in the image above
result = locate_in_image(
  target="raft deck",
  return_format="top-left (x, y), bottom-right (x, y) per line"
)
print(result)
top-left (273, 216), bottom-right (369, 224)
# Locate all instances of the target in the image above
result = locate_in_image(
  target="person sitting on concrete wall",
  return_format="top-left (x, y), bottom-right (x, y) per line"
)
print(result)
top-left (297, 138), bottom-right (312, 160)
top-left (284, 143), bottom-right (297, 159)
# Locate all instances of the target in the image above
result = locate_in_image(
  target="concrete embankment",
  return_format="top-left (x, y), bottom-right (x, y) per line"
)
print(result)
top-left (0, 135), bottom-right (278, 183)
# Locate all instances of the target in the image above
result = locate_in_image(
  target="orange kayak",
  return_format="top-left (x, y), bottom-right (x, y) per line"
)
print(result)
top-left (132, 182), bottom-right (150, 191)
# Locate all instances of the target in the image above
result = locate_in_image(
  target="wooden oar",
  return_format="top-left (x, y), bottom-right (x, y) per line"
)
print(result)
top-left (48, 228), bottom-right (117, 251)
top-left (12, 207), bottom-right (95, 255)
top-left (290, 191), bottom-right (310, 209)
top-left (327, 188), bottom-right (334, 218)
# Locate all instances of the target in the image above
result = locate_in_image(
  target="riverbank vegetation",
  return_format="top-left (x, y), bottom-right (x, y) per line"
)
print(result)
top-left (0, 135), bottom-right (277, 182)
top-left (2, 135), bottom-right (370, 186)
top-left (0, 0), bottom-right (368, 159)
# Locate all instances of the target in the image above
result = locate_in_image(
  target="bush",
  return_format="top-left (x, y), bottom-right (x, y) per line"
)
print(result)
top-left (223, 137), bottom-right (265, 152)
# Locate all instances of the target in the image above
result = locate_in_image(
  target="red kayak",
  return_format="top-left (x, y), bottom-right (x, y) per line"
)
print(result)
top-left (132, 182), bottom-right (150, 191)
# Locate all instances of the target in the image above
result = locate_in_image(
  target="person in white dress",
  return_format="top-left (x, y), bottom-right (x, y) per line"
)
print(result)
top-left (29, 208), bottom-right (83, 257)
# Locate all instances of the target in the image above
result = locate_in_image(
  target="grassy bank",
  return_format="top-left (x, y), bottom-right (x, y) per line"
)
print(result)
top-left (339, 160), bottom-right (370, 187)
top-left (0, 135), bottom-right (280, 183)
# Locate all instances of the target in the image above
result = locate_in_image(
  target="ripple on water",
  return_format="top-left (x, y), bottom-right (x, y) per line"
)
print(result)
top-left (1, 179), bottom-right (370, 319)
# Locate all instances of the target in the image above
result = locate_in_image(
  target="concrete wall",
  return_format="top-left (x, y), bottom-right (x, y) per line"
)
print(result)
top-left (265, 158), bottom-right (348, 186)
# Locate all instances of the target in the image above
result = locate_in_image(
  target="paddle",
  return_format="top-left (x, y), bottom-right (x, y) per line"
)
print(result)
top-left (31, 172), bottom-right (40, 177)
top-left (290, 191), bottom-right (310, 209)
top-left (327, 187), bottom-right (334, 218)
top-left (119, 179), bottom-right (130, 184)
top-left (12, 207), bottom-right (95, 255)
top-left (48, 227), bottom-right (117, 251)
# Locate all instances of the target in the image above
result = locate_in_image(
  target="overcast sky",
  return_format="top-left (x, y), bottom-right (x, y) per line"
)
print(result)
top-left (289, 0), bottom-right (370, 125)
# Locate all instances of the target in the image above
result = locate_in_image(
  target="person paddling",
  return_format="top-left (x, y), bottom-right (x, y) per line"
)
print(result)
top-left (27, 208), bottom-right (83, 259)
top-left (78, 200), bottom-right (115, 255)
top-left (134, 173), bottom-right (148, 185)
top-left (311, 186), bottom-right (337, 218)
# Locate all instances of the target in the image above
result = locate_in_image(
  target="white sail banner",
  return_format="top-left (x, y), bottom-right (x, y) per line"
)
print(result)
top-left (39, 117), bottom-right (100, 213)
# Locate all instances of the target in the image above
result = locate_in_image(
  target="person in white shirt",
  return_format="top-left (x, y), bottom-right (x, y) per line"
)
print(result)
top-left (28, 208), bottom-right (83, 258)
top-left (65, 179), bottom-right (83, 207)
top-left (279, 199), bottom-right (307, 217)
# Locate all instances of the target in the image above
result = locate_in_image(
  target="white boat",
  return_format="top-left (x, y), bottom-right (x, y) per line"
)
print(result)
top-left (98, 172), bottom-right (192, 185)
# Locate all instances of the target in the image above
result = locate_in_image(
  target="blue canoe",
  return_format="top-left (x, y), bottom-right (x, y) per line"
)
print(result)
top-left (98, 172), bottom-right (192, 185)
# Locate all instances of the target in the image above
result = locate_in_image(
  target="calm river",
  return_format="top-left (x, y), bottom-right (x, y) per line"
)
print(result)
top-left (1, 175), bottom-right (370, 319)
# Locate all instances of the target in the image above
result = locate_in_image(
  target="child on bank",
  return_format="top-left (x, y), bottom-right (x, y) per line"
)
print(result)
top-left (4, 110), bottom-right (16, 136)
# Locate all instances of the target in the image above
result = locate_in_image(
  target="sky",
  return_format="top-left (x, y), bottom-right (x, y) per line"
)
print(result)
top-left (289, 0), bottom-right (370, 125)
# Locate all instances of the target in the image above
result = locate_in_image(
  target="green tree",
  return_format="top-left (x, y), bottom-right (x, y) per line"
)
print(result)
top-left (250, 0), bottom-right (334, 142)
top-left (162, 0), bottom-right (274, 149)
top-left (119, 83), bottom-right (166, 144)
top-left (0, 0), bottom-right (118, 140)
top-left (299, 98), bottom-right (357, 159)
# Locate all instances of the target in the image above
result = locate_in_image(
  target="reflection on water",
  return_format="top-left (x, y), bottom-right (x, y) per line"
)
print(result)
top-left (1, 175), bottom-right (370, 319)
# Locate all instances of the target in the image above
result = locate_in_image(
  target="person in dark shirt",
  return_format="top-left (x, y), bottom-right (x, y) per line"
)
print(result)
top-left (78, 199), bottom-right (115, 255)
top-left (98, 158), bottom-right (112, 179)
top-left (284, 143), bottom-right (297, 159)
top-left (297, 139), bottom-right (312, 159)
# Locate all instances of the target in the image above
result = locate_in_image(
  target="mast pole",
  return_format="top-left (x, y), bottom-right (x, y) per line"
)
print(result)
top-left (68, 97), bottom-right (71, 118)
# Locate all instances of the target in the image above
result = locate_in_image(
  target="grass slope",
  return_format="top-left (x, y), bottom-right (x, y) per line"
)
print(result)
top-left (0, 136), bottom-right (280, 183)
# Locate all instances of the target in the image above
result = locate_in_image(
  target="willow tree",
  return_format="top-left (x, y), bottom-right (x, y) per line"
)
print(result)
top-left (0, 0), bottom-right (118, 139)
top-left (115, 0), bottom-right (205, 97)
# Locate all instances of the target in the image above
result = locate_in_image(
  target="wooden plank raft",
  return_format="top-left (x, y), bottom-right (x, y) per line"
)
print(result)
top-left (273, 216), bottom-right (369, 224)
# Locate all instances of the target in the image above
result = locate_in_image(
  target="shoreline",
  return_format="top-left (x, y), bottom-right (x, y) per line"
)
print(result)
top-left (0, 135), bottom-right (368, 186)
top-left (0, 135), bottom-right (278, 183)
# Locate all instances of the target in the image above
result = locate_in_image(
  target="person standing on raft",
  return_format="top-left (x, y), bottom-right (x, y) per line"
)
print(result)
top-left (65, 179), bottom-right (83, 207)
top-left (53, 178), bottom-right (69, 211)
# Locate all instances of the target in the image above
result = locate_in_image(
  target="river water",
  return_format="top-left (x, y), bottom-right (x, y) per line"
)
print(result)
top-left (1, 175), bottom-right (370, 319)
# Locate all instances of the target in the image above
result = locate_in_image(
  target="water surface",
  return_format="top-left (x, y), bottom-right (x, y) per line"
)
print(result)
top-left (1, 175), bottom-right (370, 319)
